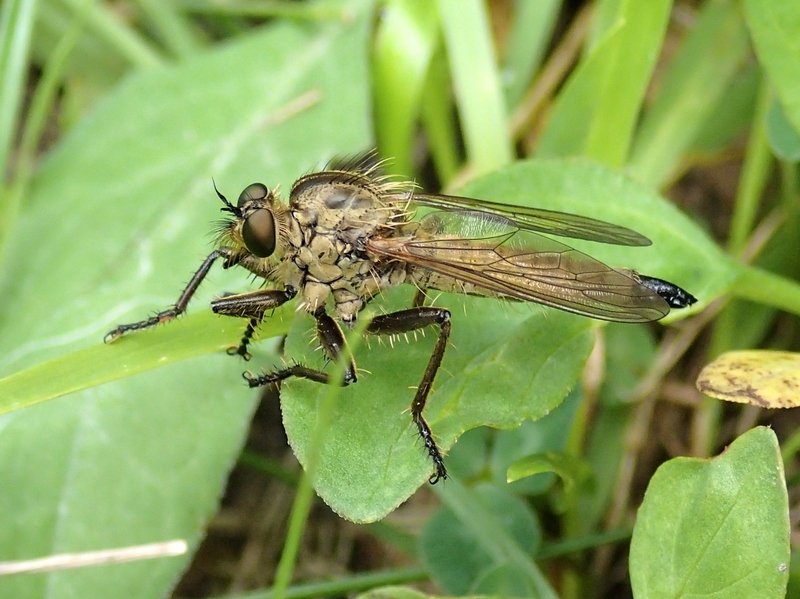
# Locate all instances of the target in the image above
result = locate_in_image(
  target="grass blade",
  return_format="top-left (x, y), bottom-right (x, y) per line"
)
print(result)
top-left (436, 0), bottom-right (513, 175)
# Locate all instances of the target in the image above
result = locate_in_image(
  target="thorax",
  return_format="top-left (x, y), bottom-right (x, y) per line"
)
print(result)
top-left (274, 175), bottom-right (410, 323)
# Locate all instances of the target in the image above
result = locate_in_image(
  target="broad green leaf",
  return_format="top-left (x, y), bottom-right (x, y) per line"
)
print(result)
top-left (744, 0), bottom-right (800, 134)
top-left (282, 158), bottom-right (733, 522)
top-left (444, 426), bottom-right (490, 480)
top-left (0, 355), bottom-right (256, 599)
top-left (433, 478), bottom-right (557, 598)
top-left (630, 427), bottom-right (789, 599)
top-left (537, 0), bottom-right (671, 167)
top-left (0, 2), bottom-right (374, 598)
top-left (471, 564), bottom-right (536, 597)
top-left (420, 484), bottom-right (541, 596)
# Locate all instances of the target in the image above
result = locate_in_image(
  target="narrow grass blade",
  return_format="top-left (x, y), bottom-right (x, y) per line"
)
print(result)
top-left (628, 1), bottom-right (749, 188)
top-left (537, 0), bottom-right (671, 167)
top-left (372, 0), bottom-right (440, 176)
top-left (436, 0), bottom-right (513, 175)
top-left (0, 0), bottom-right (37, 188)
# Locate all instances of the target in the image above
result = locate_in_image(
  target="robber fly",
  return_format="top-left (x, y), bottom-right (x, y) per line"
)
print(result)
top-left (106, 155), bottom-right (696, 483)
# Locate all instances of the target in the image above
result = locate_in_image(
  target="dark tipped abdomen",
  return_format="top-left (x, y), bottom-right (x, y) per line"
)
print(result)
top-left (637, 275), bottom-right (697, 309)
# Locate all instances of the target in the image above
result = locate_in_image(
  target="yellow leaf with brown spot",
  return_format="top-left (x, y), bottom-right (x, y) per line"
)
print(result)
top-left (696, 350), bottom-right (800, 408)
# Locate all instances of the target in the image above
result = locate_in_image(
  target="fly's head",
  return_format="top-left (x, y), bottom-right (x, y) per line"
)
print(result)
top-left (214, 182), bottom-right (290, 265)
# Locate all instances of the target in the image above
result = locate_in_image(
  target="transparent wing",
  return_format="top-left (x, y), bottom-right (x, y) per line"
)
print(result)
top-left (405, 191), bottom-right (651, 247)
top-left (368, 211), bottom-right (669, 323)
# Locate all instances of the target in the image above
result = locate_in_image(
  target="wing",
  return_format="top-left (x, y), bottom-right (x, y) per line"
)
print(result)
top-left (368, 211), bottom-right (669, 323)
top-left (405, 191), bottom-right (651, 247)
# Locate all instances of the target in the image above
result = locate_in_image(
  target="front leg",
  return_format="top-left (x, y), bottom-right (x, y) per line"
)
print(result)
top-left (366, 307), bottom-right (451, 484)
top-left (211, 287), bottom-right (297, 359)
top-left (105, 249), bottom-right (227, 342)
top-left (243, 307), bottom-right (358, 387)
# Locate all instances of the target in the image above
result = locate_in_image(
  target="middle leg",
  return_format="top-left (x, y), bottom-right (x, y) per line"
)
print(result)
top-left (366, 307), bottom-right (452, 483)
top-left (241, 307), bottom-right (358, 387)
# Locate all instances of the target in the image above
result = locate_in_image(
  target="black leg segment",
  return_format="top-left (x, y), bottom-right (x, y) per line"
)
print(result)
top-left (212, 287), bottom-right (297, 359)
top-left (243, 362), bottom-right (335, 387)
top-left (244, 307), bottom-right (358, 388)
top-left (367, 307), bottom-right (452, 484)
top-left (226, 318), bottom-right (258, 360)
top-left (211, 287), bottom-right (296, 320)
top-left (104, 249), bottom-right (225, 343)
top-left (213, 287), bottom-right (295, 358)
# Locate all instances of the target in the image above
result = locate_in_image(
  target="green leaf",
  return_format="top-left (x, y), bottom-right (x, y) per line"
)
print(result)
top-left (630, 427), bottom-right (790, 599)
top-left (432, 477), bottom-right (558, 598)
top-left (0, 355), bottom-right (257, 599)
top-left (537, 0), bottom-right (671, 167)
top-left (420, 484), bottom-right (541, 595)
top-left (0, 2), bottom-right (374, 597)
top-left (357, 587), bottom-right (499, 599)
top-left (490, 388), bottom-right (582, 495)
top-left (0, 309), bottom-right (290, 415)
top-left (420, 48), bottom-right (460, 184)
top-left (444, 426), bottom-right (490, 480)
top-left (744, 0), bottom-right (800, 134)
top-left (471, 564), bottom-right (537, 597)
top-left (506, 452), bottom-right (592, 493)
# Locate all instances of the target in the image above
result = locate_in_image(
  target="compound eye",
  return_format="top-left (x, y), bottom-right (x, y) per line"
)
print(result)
top-left (237, 183), bottom-right (269, 208)
top-left (242, 209), bottom-right (277, 258)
